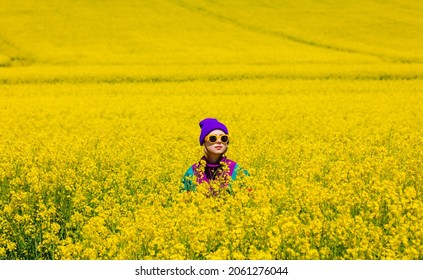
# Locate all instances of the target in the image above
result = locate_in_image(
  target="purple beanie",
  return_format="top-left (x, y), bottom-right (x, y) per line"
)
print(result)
top-left (199, 118), bottom-right (228, 145)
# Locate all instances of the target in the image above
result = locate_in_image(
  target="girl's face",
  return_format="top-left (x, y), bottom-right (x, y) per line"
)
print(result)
top-left (204, 129), bottom-right (229, 155)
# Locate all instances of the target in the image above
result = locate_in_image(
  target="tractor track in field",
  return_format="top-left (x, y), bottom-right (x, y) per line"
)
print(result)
top-left (169, 0), bottom-right (420, 63)
top-left (0, 34), bottom-right (34, 66)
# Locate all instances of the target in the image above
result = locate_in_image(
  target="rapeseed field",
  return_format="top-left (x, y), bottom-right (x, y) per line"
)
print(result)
top-left (0, 0), bottom-right (422, 260)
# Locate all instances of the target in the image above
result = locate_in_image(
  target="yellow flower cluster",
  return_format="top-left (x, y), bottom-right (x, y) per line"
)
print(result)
top-left (0, 79), bottom-right (422, 260)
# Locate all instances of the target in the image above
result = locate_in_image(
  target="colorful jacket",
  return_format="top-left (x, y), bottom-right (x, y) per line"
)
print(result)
top-left (181, 156), bottom-right (248, 193)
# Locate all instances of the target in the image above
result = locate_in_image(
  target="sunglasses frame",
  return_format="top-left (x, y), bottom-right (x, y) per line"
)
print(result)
top-left (205, 134), bottom-right (230, 144)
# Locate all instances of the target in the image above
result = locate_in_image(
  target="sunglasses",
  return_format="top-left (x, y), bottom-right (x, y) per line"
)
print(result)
top-left (205, 134), bottom-right (229, 144)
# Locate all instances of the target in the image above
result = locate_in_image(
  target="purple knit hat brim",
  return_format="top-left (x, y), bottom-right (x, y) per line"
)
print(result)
top-left (199, 118), bottom-right (228, 145)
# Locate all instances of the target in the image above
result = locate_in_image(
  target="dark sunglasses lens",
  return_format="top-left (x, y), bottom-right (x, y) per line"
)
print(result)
top-left (221, 135), bottom-right (228, 142)
top-left (209, 135), bottom-right (217, 142)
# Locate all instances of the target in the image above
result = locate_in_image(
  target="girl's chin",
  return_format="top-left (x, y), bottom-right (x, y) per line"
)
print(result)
top-left (210, 150), bottom-right (225, 155)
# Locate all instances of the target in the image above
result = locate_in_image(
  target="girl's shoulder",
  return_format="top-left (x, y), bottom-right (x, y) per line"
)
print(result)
top-left (184, 164), bottom-right (197, 176)
top-left (222, 157), bottom-right (237, 166)
top-left (225, 158), bottom-right (249, 177)
top-left (186, 159), bottom-right (205, 175)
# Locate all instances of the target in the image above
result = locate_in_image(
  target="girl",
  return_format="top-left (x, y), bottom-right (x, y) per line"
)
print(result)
top-left (181, 118), bottom-right (248, 195)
